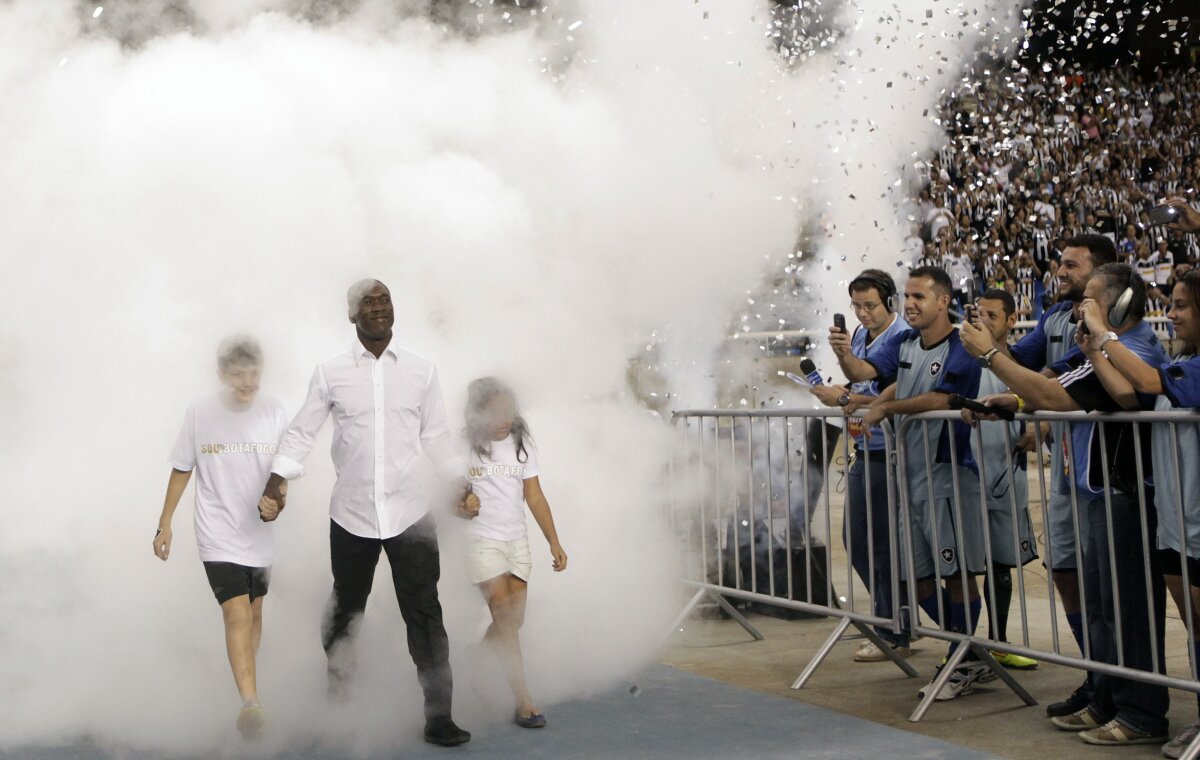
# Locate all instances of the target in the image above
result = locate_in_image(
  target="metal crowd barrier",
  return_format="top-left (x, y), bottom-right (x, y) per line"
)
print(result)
top-left (667, 409), bottom-right (918, 685)
top-left (728, 316), bottom-right (1174, 350)
top-left (895, 410), bottom-right (1200, 725)
top-left (669, 406), bottom-right (1200, 757)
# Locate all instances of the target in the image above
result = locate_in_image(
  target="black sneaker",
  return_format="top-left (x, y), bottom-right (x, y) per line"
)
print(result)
top-left (1045, 681), bottom-right (1091, 717)
top-left (424, 717), bottom-right (471, 747)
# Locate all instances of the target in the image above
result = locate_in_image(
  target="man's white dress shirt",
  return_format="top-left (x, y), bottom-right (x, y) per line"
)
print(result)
top-left (272, 340), bottom-right (460, 539)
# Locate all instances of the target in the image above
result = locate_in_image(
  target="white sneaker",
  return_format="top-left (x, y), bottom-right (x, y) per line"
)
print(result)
top-left (917, 661), bottom-right (989, 701)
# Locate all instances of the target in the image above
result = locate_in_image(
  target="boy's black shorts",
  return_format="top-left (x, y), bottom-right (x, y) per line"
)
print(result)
top-left (203, 561), bottom-right (271, 605)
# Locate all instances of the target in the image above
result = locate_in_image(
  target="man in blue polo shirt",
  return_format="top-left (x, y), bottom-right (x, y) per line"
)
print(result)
top-left (812, 269), bottom-right (909, 662)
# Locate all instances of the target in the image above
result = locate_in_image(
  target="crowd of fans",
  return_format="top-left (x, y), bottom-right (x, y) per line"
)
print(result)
top-left (908, 64), bottom-right (1200, 324)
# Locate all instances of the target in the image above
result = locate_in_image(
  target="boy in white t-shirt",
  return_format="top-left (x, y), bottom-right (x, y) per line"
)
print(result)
top-left (152, 336), bottom-right (290, 740)
top-left (456, 377), bottom-right (567, 729)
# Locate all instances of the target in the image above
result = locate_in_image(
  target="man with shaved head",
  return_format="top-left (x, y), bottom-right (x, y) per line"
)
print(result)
top-left (259, 279), bottom-right (470, 747)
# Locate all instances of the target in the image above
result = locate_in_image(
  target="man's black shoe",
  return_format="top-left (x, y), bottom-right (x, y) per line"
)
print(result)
top-left (424, 717), bottom-right (471, 747)
top-left (1045, 682), bottom-right (1091, 717)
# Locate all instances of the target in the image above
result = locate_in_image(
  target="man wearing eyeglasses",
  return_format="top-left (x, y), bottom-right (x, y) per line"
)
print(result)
top-left (817, 269), bottom-right (909, 663)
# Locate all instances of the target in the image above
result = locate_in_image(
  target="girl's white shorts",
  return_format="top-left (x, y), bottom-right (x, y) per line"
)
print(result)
top-left (467, 535), bottom-right (532, 585)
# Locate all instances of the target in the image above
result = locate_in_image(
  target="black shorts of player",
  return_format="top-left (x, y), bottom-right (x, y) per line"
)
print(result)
top-left (203, 561), bottom-right (271, 605)
top-left (1157, 548), bottom-right (1200, 586)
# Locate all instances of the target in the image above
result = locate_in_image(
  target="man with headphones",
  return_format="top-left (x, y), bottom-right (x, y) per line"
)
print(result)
top-left (813, 269), bottom-right (909, 662)
top-left (962, 264), bottom-right (1170, 746)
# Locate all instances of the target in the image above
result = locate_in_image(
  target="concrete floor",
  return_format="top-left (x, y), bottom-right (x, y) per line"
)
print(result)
top-left (0, 665), bottom-right (998, 760)
top-left (660, 611), bottom-right (1200, 760)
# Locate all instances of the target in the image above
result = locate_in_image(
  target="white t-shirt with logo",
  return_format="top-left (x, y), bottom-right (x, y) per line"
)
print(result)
top-left (169, 394), bottom-right (290, 567)
top-left (466, 434), bottom-right (539, 542)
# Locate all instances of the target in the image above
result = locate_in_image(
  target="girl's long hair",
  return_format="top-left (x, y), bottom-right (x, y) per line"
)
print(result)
top-left (465, 377), bottom-right (531, 463)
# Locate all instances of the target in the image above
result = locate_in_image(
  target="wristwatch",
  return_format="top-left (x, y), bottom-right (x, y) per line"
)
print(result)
top-left (1098, 331), bottom-right (1119, 352)
top-left (837, 392), bottom-right (851, 407)
top-left (978, 347), bottom-right (999, 369)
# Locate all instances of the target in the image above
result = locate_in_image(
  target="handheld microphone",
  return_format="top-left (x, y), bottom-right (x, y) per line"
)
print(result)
top-left (799, 358), bottom-right (824, 387)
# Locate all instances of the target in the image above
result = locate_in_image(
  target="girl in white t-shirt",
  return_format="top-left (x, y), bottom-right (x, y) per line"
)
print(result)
top-left (457, 377), bottom-right (567, 729)
top-left (152, 337), bottom-right (289, 741)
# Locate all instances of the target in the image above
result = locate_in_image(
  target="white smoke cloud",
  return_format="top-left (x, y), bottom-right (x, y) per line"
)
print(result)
top-left (0, 0), bottom-right (1021, 754)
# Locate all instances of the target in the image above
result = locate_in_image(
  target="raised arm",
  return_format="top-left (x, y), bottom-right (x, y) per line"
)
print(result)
top-left (834, 327), bottom-right (902, 384)
top-left (1075, 338), bottom-right (1140, 409)
top-left (261, 366), bottom-right (330, 520)
top-left (984, 350), bottom-right (1079, 412)
top-left (837, 353), bottom-right (879, 383)
top-left (830, 327), bottom-right (880, 383)
top-left (1078, 299), bottom-right (1162, 395)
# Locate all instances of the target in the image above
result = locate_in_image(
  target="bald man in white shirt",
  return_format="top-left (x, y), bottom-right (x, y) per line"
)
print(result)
top-left (259, 279), bottom-right (470, 747)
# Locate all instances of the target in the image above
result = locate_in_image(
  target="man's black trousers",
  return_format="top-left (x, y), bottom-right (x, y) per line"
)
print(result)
top-left (322, 514), bottom-right (454, 719)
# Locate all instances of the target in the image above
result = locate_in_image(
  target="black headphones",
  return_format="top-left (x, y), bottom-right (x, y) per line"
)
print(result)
top-left (850, 271), bottom-right (898, 313)
top-left (1108, 268), bottom-right (1142, 328)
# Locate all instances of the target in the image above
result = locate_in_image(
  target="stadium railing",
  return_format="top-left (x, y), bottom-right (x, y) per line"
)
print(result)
top-left (667, 409), bottom-right (918, 687)
top-left (730, 316), bottom-right (1174, 347)
top-left (669, 407), bottom-right (1200, 758)
top-left (893, 410), bottom-right (1200, 727)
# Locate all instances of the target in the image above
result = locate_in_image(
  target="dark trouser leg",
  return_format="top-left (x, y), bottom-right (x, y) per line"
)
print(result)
top-left (845, 452), bottom-right (905, 645)
top-left (382, 514), bottom-right (454, 720)
top-left (1084, 496), bottom-right (1116, 719)
top-left (1087, 494), bottom-right (1169, 735)
top-left (323, 519), bottom-right (383, 687)
top-left (1106, 494), bottom-right (1169, 734)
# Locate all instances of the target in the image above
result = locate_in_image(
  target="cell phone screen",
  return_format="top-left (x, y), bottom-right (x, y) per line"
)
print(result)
top-left (1147, 205), bottom-right (1179, 226)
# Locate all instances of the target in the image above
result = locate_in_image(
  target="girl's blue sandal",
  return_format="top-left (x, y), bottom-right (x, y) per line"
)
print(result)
top-left (515, 712), bottom-right (547, 729)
